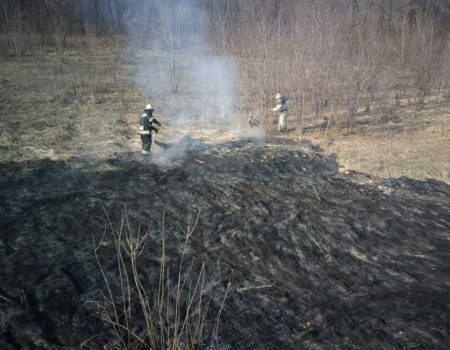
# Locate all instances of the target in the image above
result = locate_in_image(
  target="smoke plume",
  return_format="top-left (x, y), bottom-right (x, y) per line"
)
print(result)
top-left (128, 0), bottom-right (262, 162)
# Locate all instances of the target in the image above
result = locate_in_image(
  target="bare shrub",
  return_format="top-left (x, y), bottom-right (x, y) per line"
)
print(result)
top-left (2, 0), bottom-right (449, 133)
top-left (93, 210), bottom-right (230, 349)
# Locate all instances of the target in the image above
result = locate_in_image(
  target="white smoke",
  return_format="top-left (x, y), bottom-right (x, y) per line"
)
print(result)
top-left (128, 0), bottom-right (263, 162)
top-left (189, 57), bottom-right (237, 129)
top-left (134, 52), bottom-right (238, 133)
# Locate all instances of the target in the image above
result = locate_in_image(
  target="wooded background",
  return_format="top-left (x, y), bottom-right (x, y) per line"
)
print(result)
top-left (2, 0), bottom-right (449, 129)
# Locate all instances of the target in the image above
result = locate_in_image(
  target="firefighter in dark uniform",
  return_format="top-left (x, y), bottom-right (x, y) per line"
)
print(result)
top-left (138, 104), bottom-right (162, 155)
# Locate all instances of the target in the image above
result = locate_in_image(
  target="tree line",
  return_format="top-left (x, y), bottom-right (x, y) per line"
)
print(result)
top-left (2, 0), bottom-right (449, 130)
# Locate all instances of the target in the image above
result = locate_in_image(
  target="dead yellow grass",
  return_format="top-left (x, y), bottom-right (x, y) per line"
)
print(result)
top-left (295, 105), bottom-right (450, 183)
top-left (1, 38), bottom-right (449, 185)
top-left (0, 39), bottom-right (148, 163)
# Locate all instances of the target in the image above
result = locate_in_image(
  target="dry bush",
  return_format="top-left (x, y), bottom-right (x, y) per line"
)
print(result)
top-left (93, 210), bottom-right (230, 349)
top-left (205, 0), bottom-right (450, 133)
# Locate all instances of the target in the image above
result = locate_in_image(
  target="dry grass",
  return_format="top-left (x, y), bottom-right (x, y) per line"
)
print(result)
top-left (1, 36), bottom-right (449, 184)
top-left (0, 37), bottom-right (146, 163)
top-left (276, 99), bottom-right (450, 183)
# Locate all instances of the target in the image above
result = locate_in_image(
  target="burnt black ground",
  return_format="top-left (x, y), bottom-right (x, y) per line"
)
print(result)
top-left (1, 139), bottom-right (450, 349)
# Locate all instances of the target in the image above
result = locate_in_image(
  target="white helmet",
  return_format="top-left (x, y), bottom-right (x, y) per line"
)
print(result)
top-left (144, 103), bottom-right (153, 111)
top-left (275, 93), bottom-right (282, 99)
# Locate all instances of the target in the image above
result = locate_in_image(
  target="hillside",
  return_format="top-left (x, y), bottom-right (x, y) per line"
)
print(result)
top-left (1, 46), bottom-right (449, 183)
top-left (1, 139), bottom-right (449, 349)
top-left (1, 1), bottom-right (450, 348)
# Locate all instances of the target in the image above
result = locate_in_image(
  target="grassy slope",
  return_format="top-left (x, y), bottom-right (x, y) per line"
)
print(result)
top-left (305, 102), bottom-right (450, 182)
top-left (1, 38), bottom-right (449, 182)
top-left (0, 38), bottom-right (145, 162)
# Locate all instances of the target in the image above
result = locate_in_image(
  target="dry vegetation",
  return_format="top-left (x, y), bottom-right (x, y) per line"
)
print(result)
top-left (94, 211), bottom-right (230, 349)
top-left (1, 0), bottom-right (449, 182)
top-left (1, 2), bottom-right (449, 348)
top-left (0, 35), bottom-right (145, 162)
top-left (306, 104), bottom-right (450, 182)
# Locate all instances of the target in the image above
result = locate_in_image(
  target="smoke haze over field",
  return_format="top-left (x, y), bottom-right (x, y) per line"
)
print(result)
top-left (2, 0), bottom-right (448, 174)
top-left (129, 0), bottom-right (258, 151)
top-left (134, 54), bottom-right (238, 131)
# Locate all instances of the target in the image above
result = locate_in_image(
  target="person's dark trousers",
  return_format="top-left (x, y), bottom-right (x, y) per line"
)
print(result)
top-left (141, 135), bottom-right (152, 154)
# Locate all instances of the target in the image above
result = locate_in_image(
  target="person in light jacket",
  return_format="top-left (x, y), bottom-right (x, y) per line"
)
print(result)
top-left (269, 93), bottom-right (288, 132)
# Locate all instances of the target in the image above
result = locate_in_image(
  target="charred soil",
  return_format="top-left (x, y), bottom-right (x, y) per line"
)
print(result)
top-left (1, 139), bottom-right (450, 349)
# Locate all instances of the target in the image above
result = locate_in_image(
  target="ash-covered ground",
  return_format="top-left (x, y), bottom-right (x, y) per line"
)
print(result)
top-left (1, 138), bottom-right (449, 349)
